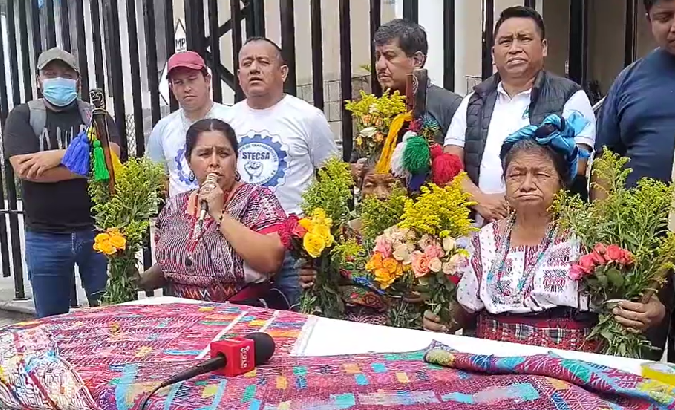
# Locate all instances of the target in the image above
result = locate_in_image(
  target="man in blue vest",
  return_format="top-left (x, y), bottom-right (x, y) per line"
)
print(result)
top-left (593, 0), bottom-right (675, 361)
top-left (443, 6), bottom-right (596, 226)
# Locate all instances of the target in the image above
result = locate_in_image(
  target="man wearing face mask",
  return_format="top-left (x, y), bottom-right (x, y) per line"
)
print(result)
top-left (3, 47), bottom-right (121, 318)
top-left (228, 37), bottom-right (338, 309)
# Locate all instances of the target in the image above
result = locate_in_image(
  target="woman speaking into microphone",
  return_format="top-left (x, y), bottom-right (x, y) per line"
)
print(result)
top-left (139, 119), bottom-right (289, 306)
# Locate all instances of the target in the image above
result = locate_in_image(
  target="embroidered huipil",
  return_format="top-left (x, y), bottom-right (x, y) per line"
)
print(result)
top-left (154, 183), bottom-right (287, 302)
top-left (457, 221), bottom-right (589, 315)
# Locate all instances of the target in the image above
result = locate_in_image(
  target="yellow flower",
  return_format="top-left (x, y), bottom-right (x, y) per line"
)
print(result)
top-left (398, 180), bottom-right (477, 238)
top-left (303, 232), bottom-right (326, 258)
top-left (373, 268), bottom-right (396, 289)
top-left (311, 208), bottom-right (326, 221)
top-left (95, 232), bottom-right (110, 244)
top-left (94, 241), bottom-right (117, 256)
top-left (312, 223), bottom-right (331, 240)
top-left (299, 218), bottom-right (313, 232)
top-left (109, 234), bottom-right (126, 250)
top-left (356, 136), bottom-right (363, 146)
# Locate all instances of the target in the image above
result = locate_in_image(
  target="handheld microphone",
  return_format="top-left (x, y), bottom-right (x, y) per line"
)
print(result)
top-left (140, 332), bottom-right (275, 409)
top-left (198, 173), bottom-right (218, 225)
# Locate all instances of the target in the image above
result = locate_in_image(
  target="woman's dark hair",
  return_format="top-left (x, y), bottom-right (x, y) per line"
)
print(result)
top-left (500, 139), bottom-right (572, 189)
top-left (185, 118), bottom-right (238, 158)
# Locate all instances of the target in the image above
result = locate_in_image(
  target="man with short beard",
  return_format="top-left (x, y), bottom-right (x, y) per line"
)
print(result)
top-left (444, 6), bottom-right (596, 227)
top-left (228, 37), bottom-right (338, 309)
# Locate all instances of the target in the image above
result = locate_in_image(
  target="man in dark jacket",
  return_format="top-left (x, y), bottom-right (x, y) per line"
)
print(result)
top-left (373, 19), bottom-right (462, 145)
top-left (443, 6), bottom-right (595, 226)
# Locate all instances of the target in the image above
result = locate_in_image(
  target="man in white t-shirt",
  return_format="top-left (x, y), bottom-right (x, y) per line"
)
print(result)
top-left (443, 6), bottom-right (595, 226)
top-left (146, 51), bottom-right (233, 197)
top-left (229, 37), bottom-right (338, 307)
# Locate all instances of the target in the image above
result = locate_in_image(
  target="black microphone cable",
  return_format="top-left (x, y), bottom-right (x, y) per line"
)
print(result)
top-left (139, 355), bottom-right (226, 410)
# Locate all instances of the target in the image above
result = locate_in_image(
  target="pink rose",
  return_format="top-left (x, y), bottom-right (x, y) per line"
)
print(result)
top-left (593, 243), bottom-right (607, 256)
top-left (618, 249), bottom-right (636, 267)
top-left (569, 264), bottom-right (585, 280)
top-left (590, 251), bottom-right (605, 265)
top-left (374, 235), bottom-right (392, 258)
top-left (577, 254), bottom-right (597, 274)
top-left (424, 244), bottom-right (444, 259)
top-left (605, 244), bottom-right (624, 262)
top-left (411, 251), bottom-right (431, 277)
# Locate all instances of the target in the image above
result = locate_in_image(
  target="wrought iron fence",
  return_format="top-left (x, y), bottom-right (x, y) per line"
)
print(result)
top-left (0, 0), bottom-right (640, 307)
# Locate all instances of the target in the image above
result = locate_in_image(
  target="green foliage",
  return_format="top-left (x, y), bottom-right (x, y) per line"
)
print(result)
top-left (359, 186), bottom-right (407, 245)
top-left (552, 150), bottom-right (675, 358)
top-left (301, 157), bottom-right (354, 231)
top-left (90, 157), bottom-right (165, 305)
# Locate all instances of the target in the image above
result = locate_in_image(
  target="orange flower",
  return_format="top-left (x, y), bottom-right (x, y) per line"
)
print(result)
top-left (382, 257), bottom-right (400, 276)
top-left (366, 253), bottom-right (384, 271)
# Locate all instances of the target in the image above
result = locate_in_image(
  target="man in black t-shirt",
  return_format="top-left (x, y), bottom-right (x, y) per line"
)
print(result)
top-left (3, 48), bottom-right (121, 318)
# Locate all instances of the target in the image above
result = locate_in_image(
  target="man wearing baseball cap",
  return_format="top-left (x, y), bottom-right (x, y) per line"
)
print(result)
top-left (3, 47), bottom-right (121, 318)
top-left (146, 51), bottom-right (233, 197)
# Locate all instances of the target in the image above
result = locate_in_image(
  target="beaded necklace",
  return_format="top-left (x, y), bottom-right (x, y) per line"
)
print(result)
top-left (486, 214), bottom-right (557, 304)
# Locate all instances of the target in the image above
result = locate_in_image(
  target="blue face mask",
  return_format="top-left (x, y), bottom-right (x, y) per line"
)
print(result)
top-left (42, 77), bottom-right (78, 107)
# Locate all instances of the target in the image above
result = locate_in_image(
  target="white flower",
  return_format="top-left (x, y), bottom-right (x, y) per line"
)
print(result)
top-left (442, 236), bottom-right (456, 252)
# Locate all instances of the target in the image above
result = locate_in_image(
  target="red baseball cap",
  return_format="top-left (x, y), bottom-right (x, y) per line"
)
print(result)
top-left (166, 51), bottom-right (206, 78)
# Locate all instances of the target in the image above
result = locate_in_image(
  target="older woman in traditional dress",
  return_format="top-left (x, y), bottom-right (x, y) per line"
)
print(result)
top-left (423, 114), bottom-right (666, 353)
top-left (140, 119), bottom-right (288, 306)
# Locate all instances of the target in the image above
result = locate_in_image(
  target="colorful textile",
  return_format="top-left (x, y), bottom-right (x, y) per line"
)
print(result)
top-left (424, 341), bottom-right (674, 409)
top-left (0, 303), bottom-right (310, 410)
top-left (3, 303), bottom-right (674, 410)
top-left (457, 219), bottom-right (590, 315)
top-left (155, 183), bottom-right (287, 302)
top-left (476, 312), bottom-right (600, 353)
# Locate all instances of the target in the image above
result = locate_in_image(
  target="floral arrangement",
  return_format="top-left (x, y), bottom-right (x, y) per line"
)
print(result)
top-left (284, 158), bottom-right (354, 317)
top-left (89, 157), bottom-right (165, 304)
top-left (554, 150), bottom-right (675, 358)
top-left (366, 179), bottom-right (476, 327)
top-left (345, 89), bottom-right (407, 157)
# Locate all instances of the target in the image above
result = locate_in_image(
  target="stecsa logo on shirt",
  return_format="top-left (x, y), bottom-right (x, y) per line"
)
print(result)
top-left (237, 132), bottom-right (288, 188)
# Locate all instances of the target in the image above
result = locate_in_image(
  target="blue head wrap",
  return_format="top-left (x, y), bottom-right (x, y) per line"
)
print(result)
top-left (500, 112), bottom-right (591, 181)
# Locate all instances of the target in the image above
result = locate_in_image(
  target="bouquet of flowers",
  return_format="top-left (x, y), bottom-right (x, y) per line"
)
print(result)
top-left (366, 179), bottom-right (476, 328)
top-left (284, 158), bottom-right (354, 317)
top-left (90, 157), bottom-right (165, 304)
top-left (61, 89), bottom-right (165, 305)
top-left (345, 90), bottom-right (407, 158)
top-left (554, 150), bottom-right (675, 358)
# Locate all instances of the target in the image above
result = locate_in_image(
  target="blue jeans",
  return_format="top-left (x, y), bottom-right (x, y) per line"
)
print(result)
top-left (274, 253), bottom-right (301, 310)
top-left (25, 229), bottom-right (108, 318)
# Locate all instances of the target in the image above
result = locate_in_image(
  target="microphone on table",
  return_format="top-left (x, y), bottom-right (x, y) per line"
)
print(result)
top-left (140, 332), bottom-right (275, 409)
top-left (198, 173), bottom-right (218, 228)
